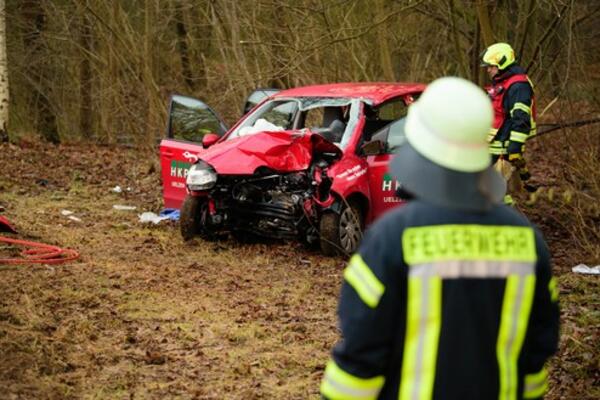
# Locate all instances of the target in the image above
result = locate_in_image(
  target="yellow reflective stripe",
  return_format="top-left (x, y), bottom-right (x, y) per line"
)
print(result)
top-left (490, 147), bottom-right (507, 155)
top-left (344, 254), bottom-right (385, 308)
top-left (548, 277), bottom-right (559, 302)
top-left (399, 276), bottom-right (442, 400)
top-left (510, 102), bottom-right (531, 116)
top-left (403, 225), bottom-right (537, 265)
top-left (530, 117), bottom-right (537, 136)
top-left (320, 359), bottom-right (385, 400)
top-left (523, 367), bottom-right (548, 399)
top-left (497, 274), bottom-right (536, 400)
top-left (509, 131), bottom-right (529, 143)
top-left (488, 128), bottom-right (499, 143)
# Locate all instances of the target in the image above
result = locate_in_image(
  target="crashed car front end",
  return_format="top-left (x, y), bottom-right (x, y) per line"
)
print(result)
top-left (182, 131), bottom-right (341, 244)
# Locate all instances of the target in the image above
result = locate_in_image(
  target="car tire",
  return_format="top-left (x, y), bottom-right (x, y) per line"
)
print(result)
top-left (320, 200), bottom-right (363, 256)
top-left (180, 195), bottom-right (202, 241)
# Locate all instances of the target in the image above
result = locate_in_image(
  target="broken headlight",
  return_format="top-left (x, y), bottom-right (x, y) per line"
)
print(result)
top-left (186, 161), bottom-right (217, 191)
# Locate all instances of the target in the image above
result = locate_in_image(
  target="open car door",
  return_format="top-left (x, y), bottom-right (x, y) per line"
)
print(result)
top-left (160, 95), bottom-right (228, 209)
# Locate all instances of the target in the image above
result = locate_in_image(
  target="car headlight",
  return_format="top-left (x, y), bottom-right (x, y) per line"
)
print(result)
top-left (186, 161), bottom-right (217, 191)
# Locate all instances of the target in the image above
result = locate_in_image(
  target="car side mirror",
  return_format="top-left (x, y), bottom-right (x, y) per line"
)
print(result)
top-left (361, 140), bottom-right (385, 156)
top-left (202, 133), bottom-right (219, 148)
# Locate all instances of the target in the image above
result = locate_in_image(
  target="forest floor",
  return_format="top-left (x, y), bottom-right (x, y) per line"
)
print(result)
top-left (0, 139), bottom-right (598, 399)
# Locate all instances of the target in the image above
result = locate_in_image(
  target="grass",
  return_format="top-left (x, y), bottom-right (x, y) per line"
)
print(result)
top-left (1, 139), bottom-right (598, 399)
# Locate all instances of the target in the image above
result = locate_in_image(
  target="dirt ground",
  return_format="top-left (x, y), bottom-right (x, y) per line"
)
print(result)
top-left (0, 140), bottom-right (598, 399)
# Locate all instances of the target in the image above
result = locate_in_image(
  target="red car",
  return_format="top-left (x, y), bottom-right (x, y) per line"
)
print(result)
top-left (160, 83), bottom-right (425, 255)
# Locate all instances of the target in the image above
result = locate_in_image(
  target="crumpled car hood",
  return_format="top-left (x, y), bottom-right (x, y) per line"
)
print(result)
top-left (198, 131), bottom-right (342, 175)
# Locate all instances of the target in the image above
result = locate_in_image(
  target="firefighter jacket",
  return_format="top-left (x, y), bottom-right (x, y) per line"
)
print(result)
top-left (320, 200), bottom-right (559, 400)
top-left (486, 65), bottom-right (536, 156)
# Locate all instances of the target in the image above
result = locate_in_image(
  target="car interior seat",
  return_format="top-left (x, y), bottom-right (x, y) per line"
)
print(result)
top-left (318, 107), bottom-right (346, 142)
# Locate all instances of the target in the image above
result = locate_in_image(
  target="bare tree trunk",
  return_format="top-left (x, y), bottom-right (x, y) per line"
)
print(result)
top-left (174, 2), bottom-right (194, 91)
top-left (0, 0), bottom-right (8, 142)
top-left (375, 0), bottom-right (396, 81)
top-left (78, 4), bottom-right (93, 139)
top-left (471, 20), bottom-right (482, 84)
top-left (517, 0), bottom-right (536, 60)
top-left (22, 0), bottom-right (59, 143)
top-left (449, 0), bottom-right (468, 77)
top-left (476, 0), bottom-right (495, 46)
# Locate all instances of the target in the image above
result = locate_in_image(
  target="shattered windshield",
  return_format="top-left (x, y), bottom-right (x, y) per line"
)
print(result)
top-left (227, 97), bottom-right (359, 149)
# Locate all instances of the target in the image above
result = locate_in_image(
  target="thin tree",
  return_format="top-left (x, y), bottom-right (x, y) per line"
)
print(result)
top-left (0, 0), bottom-right (8, 142)
top-left (22, 0), bottom-right (59, 143)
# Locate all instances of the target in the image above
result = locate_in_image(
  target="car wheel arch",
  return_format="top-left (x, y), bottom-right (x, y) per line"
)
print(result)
top-left (318, 192), bottom-right (368, 256)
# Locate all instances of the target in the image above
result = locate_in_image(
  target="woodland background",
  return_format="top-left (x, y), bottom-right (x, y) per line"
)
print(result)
top-left (2, 0), bottom-right (599, 145)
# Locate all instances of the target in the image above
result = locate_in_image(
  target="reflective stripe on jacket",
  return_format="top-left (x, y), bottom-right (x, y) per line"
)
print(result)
top-left (321, 200), bottom-right (559, 400)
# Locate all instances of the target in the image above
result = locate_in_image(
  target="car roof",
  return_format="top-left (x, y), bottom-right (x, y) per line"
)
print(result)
top-left (272, 82), bottom-right (426, 106)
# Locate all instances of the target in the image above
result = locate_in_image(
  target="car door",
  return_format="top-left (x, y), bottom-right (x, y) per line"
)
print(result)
top-left (363, 94), bottom-right (420, 221)
top-left (364, 117), bottom-right (412, 221)
top-left (160, 95), bottom-right (228, 209)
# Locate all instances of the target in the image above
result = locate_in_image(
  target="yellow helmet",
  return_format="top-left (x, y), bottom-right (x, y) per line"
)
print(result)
top-left (481, 43), bottom-right (515, 70)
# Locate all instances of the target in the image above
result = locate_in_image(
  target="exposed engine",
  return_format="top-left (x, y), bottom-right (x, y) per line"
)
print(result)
top-left (201, 165), bottom-right (330, 242)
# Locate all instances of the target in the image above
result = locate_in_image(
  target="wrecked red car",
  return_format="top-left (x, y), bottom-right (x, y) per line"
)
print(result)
top-left (159, 83), bottom-right (425, 255)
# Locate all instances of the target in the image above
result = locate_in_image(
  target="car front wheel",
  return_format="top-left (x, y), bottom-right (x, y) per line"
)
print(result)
top-left (320, 200), bottom-right (363, 256)
top-left (180, 195), bottom-right (202, 241)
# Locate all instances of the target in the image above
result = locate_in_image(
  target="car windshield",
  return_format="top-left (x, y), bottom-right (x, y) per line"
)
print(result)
top-left (227, 97), bottom-right (360, 149)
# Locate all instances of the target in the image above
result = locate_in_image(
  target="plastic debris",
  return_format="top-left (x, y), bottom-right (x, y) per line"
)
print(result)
top-left (139, 212), bottom-right (169, 224)
top-left (61, 210), bottom-right (82, 221)
top-left (113, 205), bottom-right (137, 211)
top-left (572, 264), bottom-right (600, 275)
top-left (159, 208), bottom-right (180, 221)
top-left (111, 185), bottom-right (123, 193)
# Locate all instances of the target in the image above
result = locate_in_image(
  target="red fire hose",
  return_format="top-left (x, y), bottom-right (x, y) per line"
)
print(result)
top-left (1, 215), bottom-right (79, 265)
top-left (0, 235), bottom-right (80, 265)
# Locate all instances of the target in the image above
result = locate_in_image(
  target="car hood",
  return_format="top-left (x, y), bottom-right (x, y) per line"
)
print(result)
top-left (198, 130), bottom-right (342, 175)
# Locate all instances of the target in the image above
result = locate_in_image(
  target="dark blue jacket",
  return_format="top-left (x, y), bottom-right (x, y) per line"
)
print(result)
top-left (321, 200), bottom-right (559, 400)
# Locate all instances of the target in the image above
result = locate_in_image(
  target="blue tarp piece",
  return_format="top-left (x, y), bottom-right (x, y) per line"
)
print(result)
top-left (159, 208), bottom-right (180, 221)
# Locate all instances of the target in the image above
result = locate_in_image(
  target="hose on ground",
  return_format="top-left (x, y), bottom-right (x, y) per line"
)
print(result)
top-left (0, 235), bottom-right (80, 265)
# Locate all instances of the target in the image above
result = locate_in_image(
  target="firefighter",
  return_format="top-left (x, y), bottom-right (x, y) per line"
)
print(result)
top-left (320, 77), bottom-right (559, 400)
top-left (481, 42), bottom-right (537, 199)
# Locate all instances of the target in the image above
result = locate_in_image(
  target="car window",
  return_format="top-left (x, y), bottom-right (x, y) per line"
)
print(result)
top-left (228, 97), bottom-right (358, 149)
top-left (169, 95), bottom-right (227, 141)
top-left (387, 118), bottom-right (407, 152)
top-left (229, 99), bottom-right (299, 139)
top-left (369, 117), bottom-right (407, 154)
top-left (261, 101), bottom-right (297, 128)
top-left (243, 88), bottom-right (280, 115)
top-left (377, 97), bottom-right (408, 121)
top-left (304, 107), bottom-right (324, 129)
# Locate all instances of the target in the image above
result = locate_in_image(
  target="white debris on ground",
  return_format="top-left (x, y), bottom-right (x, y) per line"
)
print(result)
top-left (113, 205), bottom-right (137, 211)
top-left (60, 209), bottom-right (82, 222)
top-left (572, 264), bottom-right (600, 275)
top-left (139, 212), bottom-right (169, 224)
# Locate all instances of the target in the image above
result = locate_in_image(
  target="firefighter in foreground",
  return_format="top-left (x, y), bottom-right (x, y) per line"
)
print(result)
top-left (320, 77), bottom-right (559, 400)
top-left (481, 42), bottom-right (537, 200)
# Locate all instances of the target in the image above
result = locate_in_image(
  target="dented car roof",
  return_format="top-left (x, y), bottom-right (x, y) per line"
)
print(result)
top-left (273, 82), bottom-right (426, 105)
